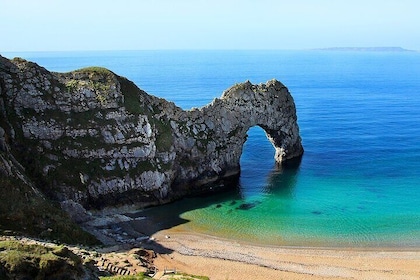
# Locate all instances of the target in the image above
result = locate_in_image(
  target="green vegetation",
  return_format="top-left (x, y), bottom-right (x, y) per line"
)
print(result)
top-left (19, 108), bottom-right (101, 129)
top-left (153, 118), bottom-right (173, 152)
top-left (93, 82), bottom-right (111, 105)
top-left (74, 66), bottom-right (114, 76)
top-left (0, 126), bottom-right (99, 242)
top-left (64, 67), bottom-right (116, 105)
top-left (65, 79), bottom-right (112, 105)
top-left (168, 273), bottom-right (210, 280)
top-left (0, 175), bottom-right (99, 246)
top-left (117, 76), bottom-right (145, 115)
top-left (11, 57), bottom-right (27, 64)
top-left (0, 241), bottom-right (87, 279)
top-left (65, 79), bottom-right (79, 92)
top-left (117, 75), bottom-right (175, 153)
top-left (45, 157), bottom-right (101, 191)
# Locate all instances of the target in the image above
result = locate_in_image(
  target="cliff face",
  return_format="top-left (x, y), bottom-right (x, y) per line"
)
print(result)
top-left (0, 79), bottom-right (98, 244)
top-left (0, 55), bottom-right (303, 210)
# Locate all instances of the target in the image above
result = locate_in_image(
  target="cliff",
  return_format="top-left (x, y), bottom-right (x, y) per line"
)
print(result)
top-left (0, 95), bottom-right (98, 244)
top-left (0, 55), bottom-right (303, 213)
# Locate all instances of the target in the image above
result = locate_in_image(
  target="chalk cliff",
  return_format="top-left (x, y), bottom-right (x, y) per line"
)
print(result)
top-left (0, 55), bottom-right (303, 211)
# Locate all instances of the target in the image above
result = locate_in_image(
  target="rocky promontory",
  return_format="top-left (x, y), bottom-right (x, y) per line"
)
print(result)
top-left (0, 55), bottom-right (303, 213)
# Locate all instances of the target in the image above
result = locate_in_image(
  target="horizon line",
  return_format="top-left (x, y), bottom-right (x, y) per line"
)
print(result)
top-left (1, 46), bottom-right (419, 54)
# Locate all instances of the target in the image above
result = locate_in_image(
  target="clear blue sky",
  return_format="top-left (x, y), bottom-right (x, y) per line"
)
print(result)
top-left (1, 0), bottom-right (419, 51)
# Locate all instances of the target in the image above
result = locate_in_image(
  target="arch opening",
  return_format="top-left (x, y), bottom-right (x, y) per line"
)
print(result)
top-left (239, 126), bottom-right (276, 198)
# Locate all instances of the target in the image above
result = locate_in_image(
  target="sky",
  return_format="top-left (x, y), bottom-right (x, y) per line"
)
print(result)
top-left (1, 0), bottom-right (419, 52)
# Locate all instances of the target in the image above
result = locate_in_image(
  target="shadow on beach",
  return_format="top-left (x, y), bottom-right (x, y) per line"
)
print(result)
top-left (83, 182), bottom-right (241, 254)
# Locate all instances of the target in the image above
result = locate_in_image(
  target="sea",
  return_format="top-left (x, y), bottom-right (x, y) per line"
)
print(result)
top-left (4, 50), bottom-right (420, 248)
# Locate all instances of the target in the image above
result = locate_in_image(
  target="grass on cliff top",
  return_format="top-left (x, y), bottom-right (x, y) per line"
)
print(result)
top-left (116, 75), bottom-right (144, 115)
top-left (0, 175), bottom-right (99, 246)
top-left (73, 66), bottom-right (114, 76)
top-left (0, 240), bottom-right (84, 279)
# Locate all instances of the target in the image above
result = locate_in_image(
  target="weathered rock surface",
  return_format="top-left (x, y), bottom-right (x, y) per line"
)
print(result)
top-left (0, 55), bottom-right (303, 210)
top-left (0, 97), bottom-right (99, 244)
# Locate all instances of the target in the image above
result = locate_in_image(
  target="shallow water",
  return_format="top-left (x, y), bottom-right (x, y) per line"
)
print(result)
top-left (5, 50), bottom-right (420, 247)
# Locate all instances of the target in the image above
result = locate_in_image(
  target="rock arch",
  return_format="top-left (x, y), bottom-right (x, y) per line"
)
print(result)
top-left (217, 79), bottom-right (302, 163)
top-left (171, 79), bottom-right (304, 192)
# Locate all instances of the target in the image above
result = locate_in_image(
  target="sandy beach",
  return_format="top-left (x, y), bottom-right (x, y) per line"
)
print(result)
top-left (4, 208), bottom-right (418, 279)
top-left (79, 206), bottom-right (420, 279)
top-left (150, 228), bottom-right (420, 280)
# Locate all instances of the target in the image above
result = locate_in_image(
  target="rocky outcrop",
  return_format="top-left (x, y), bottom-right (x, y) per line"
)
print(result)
top-left (0, 55), bottom-right (303, 210)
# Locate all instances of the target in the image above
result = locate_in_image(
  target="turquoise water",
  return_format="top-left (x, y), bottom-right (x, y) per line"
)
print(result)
top-left (4, 50), bottom-right (420, 247)
top-left (172, 126), bottom-right (420, 247)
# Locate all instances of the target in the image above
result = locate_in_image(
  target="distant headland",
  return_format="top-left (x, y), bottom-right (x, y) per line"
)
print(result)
top-left (314, 47), bottom-right (416, 52)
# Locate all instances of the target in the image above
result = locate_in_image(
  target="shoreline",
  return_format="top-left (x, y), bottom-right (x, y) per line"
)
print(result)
top-left (151, 227), bottom-right (420, 280)
top-left (3, 229), bottom-right (418, 280)
top-left (4, 207), bottom-right (418, 279)
top-left (158, 228), bottom-right (420, 252)
top-left (79, 207), bottom-right (420, 279)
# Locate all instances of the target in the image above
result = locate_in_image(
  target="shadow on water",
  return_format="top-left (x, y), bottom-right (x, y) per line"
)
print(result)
top-left (126, 184), bottom-right (241, 231)
top-left (125, 156), bottom-right (302, 239)
top-left (103, 157), bottom-right (302, 254)
top-left (237, 156), bottom-right (302, 202)
top-left (265, 156), bottom-right (302, 197)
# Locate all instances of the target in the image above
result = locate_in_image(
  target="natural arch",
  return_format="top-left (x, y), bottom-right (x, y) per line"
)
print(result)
top-left (220, 79), bottom-right (303, 163)
top-left (172, 79), bottom-right (304, 193)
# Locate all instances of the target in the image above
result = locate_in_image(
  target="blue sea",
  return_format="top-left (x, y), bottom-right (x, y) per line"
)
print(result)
top-left (5, 50), bottom-right (420, 247)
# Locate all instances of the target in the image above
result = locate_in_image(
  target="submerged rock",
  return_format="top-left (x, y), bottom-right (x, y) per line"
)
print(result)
top-left (0, 55), bottom-right (303, 212)
top-left (236, 201), bottom-right (262, 210)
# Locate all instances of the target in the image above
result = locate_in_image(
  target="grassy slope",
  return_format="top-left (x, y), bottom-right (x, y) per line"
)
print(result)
top-left (0, 175), bottom-right (99, 246)
top-left (0, 240), bottom-right (92, 279)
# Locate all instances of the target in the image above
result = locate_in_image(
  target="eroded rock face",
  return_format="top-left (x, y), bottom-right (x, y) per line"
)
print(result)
top-left (0, 55), bottom-right (303, 209)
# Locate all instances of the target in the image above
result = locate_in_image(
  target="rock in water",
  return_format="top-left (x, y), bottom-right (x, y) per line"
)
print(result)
top-left (0, 55), bottom-right (303, 210)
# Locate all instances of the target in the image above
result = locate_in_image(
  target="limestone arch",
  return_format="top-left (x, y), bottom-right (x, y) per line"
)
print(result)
top-left (215, 79), bottom-right (304, 165)
top-left (239, 124), bottom-right (292, 166)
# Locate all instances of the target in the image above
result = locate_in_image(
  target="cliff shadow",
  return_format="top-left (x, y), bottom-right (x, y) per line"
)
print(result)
top-left (97, 183), bottom-right (236, 253)
top-left (85, 158), bottom-right (301, 254)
